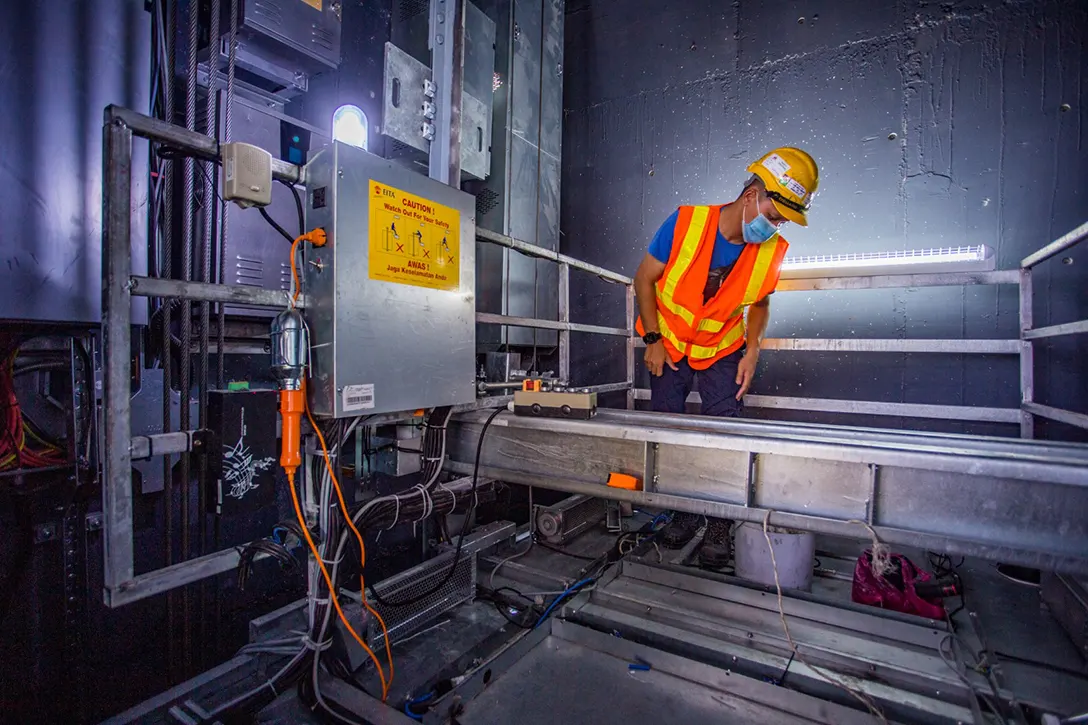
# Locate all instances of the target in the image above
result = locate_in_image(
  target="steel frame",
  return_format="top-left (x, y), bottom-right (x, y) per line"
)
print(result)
top-left (445, 408), bottom-right (1088, 575)
top-left (100, 103), bottom-right (1087, 606)
top-left (1019, 220), bottom-right (1088, 438)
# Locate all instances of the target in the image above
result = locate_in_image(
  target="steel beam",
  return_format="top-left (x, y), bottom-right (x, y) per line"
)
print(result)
top-left (475, 311), bottom-right (629, 337)
top-left (129, 275), bottom-right (304, 308)
top-left (1021, 221), bottom-right (1088, 269)
top-left (1023, 402), bottom-right (1088, 432)
top-left (474, 227), bottom-right (634, 285)
top-left (1023, 319), bottom-right (1088, 340)
top-left (633, 337), bottom-right (1021, 354)
top-left (446, 409), bottom-right (1088, 574)
top-left (102, 114), bottom-right (135, 601)
top-left (631, 390), bottom-right (1020, 423)
top-left (105, 105), bottom-right (302, 183)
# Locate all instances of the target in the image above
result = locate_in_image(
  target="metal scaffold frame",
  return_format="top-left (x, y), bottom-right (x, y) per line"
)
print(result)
top-left (101, 103), bottom-right (1087, 606)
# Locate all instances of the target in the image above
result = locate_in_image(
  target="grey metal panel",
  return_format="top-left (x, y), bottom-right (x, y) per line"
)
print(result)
top-left (510, 0), bottom-right (542, 145)
top-left (304, 142), bottom-right (477, 417)
top-left (878, 465), bottom-right (1088, 565)
top-left (218, 100), bottom-right (297, 313)
top-left (463, 2), bottom-right (497, 103)
top-left (447, 416), bottom-right (641, 484)
top-left (654, 445), bottom-right (747, 503)
top-left (537, 0), bottom-right (563, 161)
top-left (0, 0), bottom-right (149, 324)
top-left (382, 42), bottom-right (431, 154)
top-left (756, 455), bottom-right (870, 520)
top-left (240, 0), bottom-right (342, 70)
top-left (461, 92), bottom-right (492, 180)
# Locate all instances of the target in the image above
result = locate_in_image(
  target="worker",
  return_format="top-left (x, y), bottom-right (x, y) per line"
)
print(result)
top-left (635, 148), bottom-right (818, 416)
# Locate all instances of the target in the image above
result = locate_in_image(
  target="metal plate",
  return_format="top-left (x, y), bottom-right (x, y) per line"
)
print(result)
top-left (240, 0), bottom-right (342, 70)
top-left (382, 42), bottom-right (431, 154)
top-left (304, 142), bottom-right (477, 417)
top-left (461, 92), bottom-right (492, 181)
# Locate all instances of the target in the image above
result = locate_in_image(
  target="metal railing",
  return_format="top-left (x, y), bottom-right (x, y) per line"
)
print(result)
top-left (1019, 221), bottom-right (1088, 437)
top-left (100, 103), bottom-right (1086, 608)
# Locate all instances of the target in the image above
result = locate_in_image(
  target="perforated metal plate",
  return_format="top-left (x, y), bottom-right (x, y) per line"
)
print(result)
top-left (367, 551), bottom-right (477, 647)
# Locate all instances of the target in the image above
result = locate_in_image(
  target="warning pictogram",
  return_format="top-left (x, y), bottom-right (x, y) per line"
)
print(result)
top-left (368, 181), bottom-right (460, 291)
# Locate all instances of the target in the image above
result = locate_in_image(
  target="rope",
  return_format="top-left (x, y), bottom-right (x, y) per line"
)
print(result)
top-left (761, 510), bottom-right (888, 723)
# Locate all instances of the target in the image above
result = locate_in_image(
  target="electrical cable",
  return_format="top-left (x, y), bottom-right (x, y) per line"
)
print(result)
top-left (761, 510), bottom-right (889, 723)
top-left (366, 407), bottom-right (505, 609)
top-left (286, 465), bottom-right (390, 701)
top-left (278, 179), bottom-right (305, 236)
top-left (488, 541), bottom-right (533, 589)
top-left (533, 577), bottom-right (596, 628)
top-left (305, 399), bottom-right (394, 699)
top-left (260, 207), bottom-right (296, 244)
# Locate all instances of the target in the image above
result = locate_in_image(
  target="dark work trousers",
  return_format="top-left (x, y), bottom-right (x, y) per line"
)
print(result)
top-left (649, 348), bottom-right (746, 417)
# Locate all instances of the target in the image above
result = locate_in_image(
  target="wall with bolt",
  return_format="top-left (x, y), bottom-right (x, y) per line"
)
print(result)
top-left (560, 0), bottom-right (1088, 439)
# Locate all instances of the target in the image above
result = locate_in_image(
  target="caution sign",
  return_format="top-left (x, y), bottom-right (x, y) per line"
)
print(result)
top-left (368, 181), bottom-right (460, 291)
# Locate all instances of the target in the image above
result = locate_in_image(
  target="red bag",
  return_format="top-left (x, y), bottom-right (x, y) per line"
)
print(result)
top-left (850, 549), bottom-right (945, 620)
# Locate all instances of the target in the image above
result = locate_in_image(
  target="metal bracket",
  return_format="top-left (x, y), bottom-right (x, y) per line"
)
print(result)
top-left (642, 442), bottom-right (658, 492)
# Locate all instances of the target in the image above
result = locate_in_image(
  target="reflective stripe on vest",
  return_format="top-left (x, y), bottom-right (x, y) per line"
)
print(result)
top-left (639, 205), bottom-right (788, 367)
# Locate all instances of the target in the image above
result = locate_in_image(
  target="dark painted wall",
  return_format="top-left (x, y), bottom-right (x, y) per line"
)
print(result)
top-left (560, 0), bottom-right (1088, 439)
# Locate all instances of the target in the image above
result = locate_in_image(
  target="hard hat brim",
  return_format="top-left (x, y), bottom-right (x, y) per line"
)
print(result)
top-left (772, 199), bottom-right (808, 227)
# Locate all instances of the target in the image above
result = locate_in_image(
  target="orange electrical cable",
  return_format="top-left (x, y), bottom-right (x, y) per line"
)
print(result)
top-left (289, 237), bottom-right (302, 306)
top-left (305, 401), bottom-right (395, 691)
top-left (289, 228), bottom-right (326, 306)
top-left (286, 469), bottom-right (390, 701)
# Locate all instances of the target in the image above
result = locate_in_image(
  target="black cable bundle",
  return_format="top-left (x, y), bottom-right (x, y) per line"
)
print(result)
top-left (420, 406), bottom-right (453, 490)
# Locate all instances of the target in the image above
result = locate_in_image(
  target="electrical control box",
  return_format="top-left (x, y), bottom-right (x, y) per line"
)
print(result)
top-left (303, 142), bottom-right (477, 417)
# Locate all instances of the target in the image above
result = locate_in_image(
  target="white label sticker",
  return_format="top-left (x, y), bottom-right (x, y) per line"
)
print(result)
top-left (761, 153), bottom-right (791, 178)
top-left (224, 156), bottom-right (235, 182)
top-left (781, 174), bottom-right (807, 200)
top-left (342, 384), bottom-right (375, 411)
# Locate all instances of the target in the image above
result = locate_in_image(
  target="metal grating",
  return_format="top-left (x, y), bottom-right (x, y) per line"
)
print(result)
top-left (476, 187), bottom-right (500, 217)
top-left (366, 551), bottom-right (476, 647)
top-left (562, 496), bottom-right (608, 536)
top-left (398, 0), bottom-right (429, 22)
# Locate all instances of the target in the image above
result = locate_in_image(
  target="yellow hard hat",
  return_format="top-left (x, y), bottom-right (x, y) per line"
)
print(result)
top-left (746, 147), bottom-right (819, 227)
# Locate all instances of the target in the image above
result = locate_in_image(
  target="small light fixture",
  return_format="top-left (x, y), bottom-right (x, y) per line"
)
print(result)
top-left (780, 245), bottom-right (994, 278)
top-left (332, 104), bottom-right (368, 150)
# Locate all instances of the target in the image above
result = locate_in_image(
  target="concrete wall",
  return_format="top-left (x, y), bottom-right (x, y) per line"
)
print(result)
top-left (560, 0), bottom-right (1088, 439)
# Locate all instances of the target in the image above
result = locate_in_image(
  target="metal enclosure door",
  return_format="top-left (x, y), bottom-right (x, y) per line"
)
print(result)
top-left (304, 142), bottom-right (477, 416)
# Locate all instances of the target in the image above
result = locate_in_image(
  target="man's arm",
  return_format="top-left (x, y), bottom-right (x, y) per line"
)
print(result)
top-left (634, 254), bottom-right (678, 376)
top-left (734, 296), bottom-right (770, 399)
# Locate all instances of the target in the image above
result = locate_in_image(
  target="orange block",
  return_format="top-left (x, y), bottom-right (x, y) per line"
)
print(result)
top-left (607, 472), bottom-right (640, 490)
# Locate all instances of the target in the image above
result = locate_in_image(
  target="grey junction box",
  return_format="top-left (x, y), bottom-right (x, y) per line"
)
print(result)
top-left (303, 142), bottom-right (477, 417)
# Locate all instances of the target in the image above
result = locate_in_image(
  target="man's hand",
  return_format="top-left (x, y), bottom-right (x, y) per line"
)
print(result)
top-left (645, 341), bottom-right (678, 377)
top-left (735, 348), bottom-right (759, 400)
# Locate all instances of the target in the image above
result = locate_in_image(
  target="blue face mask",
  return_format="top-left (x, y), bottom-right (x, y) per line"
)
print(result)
top-left (742, 198), bottom-right (779, 244)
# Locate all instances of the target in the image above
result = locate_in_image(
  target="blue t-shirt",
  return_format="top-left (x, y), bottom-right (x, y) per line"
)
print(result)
top-left (648, 208), bottom-right (743, 270)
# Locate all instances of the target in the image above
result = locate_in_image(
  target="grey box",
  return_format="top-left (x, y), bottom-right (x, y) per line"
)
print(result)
top-left (236, 0), bottom-right (342, 73)
top-left (303, 142), bottom-right (477, 417)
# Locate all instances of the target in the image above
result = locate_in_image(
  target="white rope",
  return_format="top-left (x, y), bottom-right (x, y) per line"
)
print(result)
top-left (761, 510), bottom-right (888, 723)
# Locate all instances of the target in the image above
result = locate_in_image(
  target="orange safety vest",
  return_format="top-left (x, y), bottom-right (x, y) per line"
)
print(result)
top-left (636, 205), bottom-right (788, 370)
